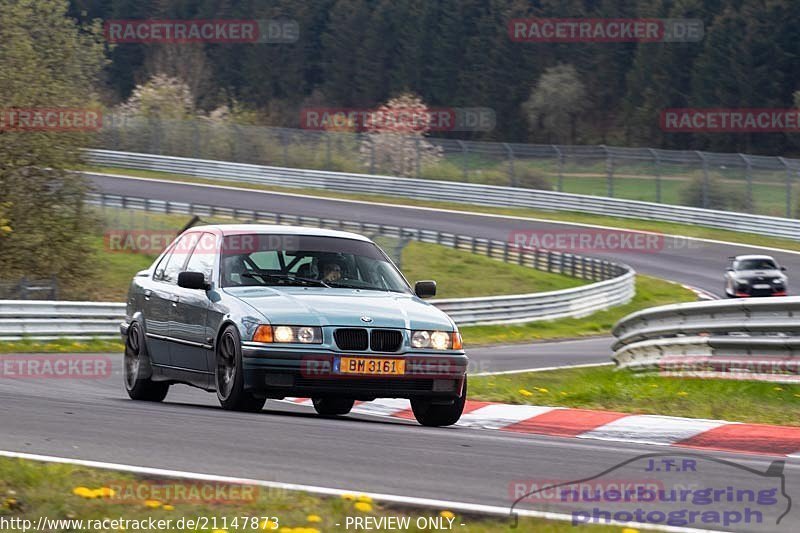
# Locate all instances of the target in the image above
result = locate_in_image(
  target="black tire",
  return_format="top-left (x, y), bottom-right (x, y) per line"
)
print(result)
top-left (312, 397), bottom-right (355, 416)
top-left (411, 377), bottom-right (467, 427)
top-left (215, 325), bottom-right (266, 412)
top-left (124, 322), bottom-right (169, 402)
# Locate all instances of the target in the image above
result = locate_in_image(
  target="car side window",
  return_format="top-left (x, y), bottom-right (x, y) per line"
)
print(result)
top-left (161, 233), bottom-right (200, 285)
top-left (184, 233), bottom-right (217, 282)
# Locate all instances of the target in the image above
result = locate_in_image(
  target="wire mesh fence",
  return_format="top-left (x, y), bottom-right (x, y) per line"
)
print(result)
top-left (91, 115), bottom-right (800, 219)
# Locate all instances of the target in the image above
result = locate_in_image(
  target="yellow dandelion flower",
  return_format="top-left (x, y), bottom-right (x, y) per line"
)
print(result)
top-left (622, 528), bottom-right (640, 533)
top-left (143, 499), bottom-right (161, 509)
top-left (306, 514), bottom-right (322, 523)
top-left (439, 510), bottom-right (455, 519)
top-left (212, 529), bottom-right (227, 533)
top-left (162, 504), bottom-right (175, 511)
top-left (357, 494), bottom-right (373, 503)
top-left (774, 387), bottom-right (784, 391)
top-left (72, 486), bottom-right (93, 498)
top-left (260, 519), bottom-right (279, 530)
top-left (650, 384), bottom-right (659, 388)
top-left (98, 487), bottom-right (116, 498)
top-left (536, 387), bottom-right (549, 393)
top-left (560, 391), bottom-right (568, 396)
top-left (354, 501), bottom-right (373, 513)
top-left (518, 389), bottom-right (533, 397)
top-left (677, 391), bottom-right (688, 397)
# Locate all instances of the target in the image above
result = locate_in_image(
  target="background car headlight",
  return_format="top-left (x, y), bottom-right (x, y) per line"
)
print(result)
top-left (253, 325), bottom-right (322, 344)
top-left (773, 278), bottom-right (785, 284)
top-left (410, 330), bottom-right (461, 350)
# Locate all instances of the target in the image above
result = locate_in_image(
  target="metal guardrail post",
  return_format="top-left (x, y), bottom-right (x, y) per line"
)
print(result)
top-left (504, 143), bottom-right (516, 187)
top-left (457, 140), bottom-right (468, 181)
top-left (696, 151), bottom-right (709, 208)
top-left (739, 153), bottom-right (754, 213)
top-left (552, 145), bottom-right (564, 192)
top-left (779, 157), bottom-right (793, 218)
top-left (648, 148), bottom-right (661, 203)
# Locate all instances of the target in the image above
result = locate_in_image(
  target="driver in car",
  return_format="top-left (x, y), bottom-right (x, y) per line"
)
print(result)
top-left (320, 261), bottom-right (343, 283)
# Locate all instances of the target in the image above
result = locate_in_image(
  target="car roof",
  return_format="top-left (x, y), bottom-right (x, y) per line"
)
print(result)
top-left (733, 254), bottom-right (776, 261)
top-left (186, 224), bottom-right (374, 242)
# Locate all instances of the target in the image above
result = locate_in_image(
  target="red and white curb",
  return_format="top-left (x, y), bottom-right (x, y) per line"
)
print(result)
top-left (286, 398), bottom-right (800, 457)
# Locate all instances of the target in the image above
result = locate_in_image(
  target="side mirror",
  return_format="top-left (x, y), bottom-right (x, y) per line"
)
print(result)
top-left (726, 267), bottom-right (734, 272)
top-left (414, 280), bottom-right (437, 299)
top-left (178, 271), bottom-right (209, 290)
top-left (781, 266), bottom-right (787, 272)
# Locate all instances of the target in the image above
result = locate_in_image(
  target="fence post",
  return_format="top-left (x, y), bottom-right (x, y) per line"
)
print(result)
top-left (325, 132), bottom-right (332, 170)
top-left (601, 145), bottom-right (614, 197)
top-left (415, 137), bottom-right (421, 178)
top-left (192, 120), bottom-right (200, 158)
top-left (504, 143), bottom-right (516, 187)
top-left (739, 153), bottom-right (754, 213)
top-left (779, 157), bottom-right (792, 218)
top-left (368, 134), bottom-right (376, 174)
top-left (553, 145), bottom-right (564, 192)
top-left (649, 148), bottom-right (661, 203)
top-left (457, 140), bottom-right (469, 180)
top-left (280, 130), bottom-right (289, 166)
top-left (696, 151), bottom-right (709, 208)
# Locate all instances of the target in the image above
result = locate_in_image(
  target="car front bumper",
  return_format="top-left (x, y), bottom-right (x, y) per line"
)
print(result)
top-left (241, 344), bottom-right (468, 400)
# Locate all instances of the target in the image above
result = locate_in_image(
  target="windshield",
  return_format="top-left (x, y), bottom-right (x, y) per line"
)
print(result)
top-left (736, 259), bottom-right (778, 271)
top-left (220, 234), bottom-right (410, 293)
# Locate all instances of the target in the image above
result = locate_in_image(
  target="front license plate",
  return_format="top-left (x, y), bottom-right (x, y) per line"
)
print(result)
top-left (340, 357), bottom-right (405, 375)
top-left (753, 284), bottom-right (771, 290)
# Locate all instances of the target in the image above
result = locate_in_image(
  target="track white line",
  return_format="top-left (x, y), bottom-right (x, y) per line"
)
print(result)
top-left (0, 449), bottom-right (721, 533)
top-left (88, 172), bottom-right (800, 256)
top-left (472, 361), bottom-right (613, 376)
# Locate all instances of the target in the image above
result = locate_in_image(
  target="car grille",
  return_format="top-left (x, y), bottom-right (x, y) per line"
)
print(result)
top-left (370, 329), bottom-right (403, 352)
top-left (334, 328), bottom-right (369, 351)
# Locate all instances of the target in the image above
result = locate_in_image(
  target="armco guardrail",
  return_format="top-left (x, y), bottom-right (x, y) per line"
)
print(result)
top-left (612, 297), bottom-right (800, 382)
top-left (0, 300), bottom-right (125, 340)
top-left (85, 150), bottom-right (800, 241)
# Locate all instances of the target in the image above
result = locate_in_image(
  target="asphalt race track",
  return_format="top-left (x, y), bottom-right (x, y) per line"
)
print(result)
top-left (87, 173), bottom-right (800, 298)
top-left (0, 358), bottom-right (797, 532)
top-left (2, 173), bottom-right (798, 532)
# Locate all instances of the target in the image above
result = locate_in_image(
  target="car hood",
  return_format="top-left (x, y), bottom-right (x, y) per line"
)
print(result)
top-left (735, 269), bottom-right (785, 280)
top-left (223, 287), bottom-right (455, 330)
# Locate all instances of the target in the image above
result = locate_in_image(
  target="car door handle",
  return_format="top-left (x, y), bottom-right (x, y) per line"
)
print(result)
top-left (170, 295), bottom-right (179, 307)
top-left (143, 290), bottom-right (152, 300)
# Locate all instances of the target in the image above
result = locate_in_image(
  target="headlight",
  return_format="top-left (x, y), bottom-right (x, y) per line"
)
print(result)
top-left (773, 278), bottom-right (785, 284)
top-left (253, 325), bottom-right (322, 344)
top-left (410, 330), bottom-right (462, 350)
top-left (734, 277), bottom-right (749, 284)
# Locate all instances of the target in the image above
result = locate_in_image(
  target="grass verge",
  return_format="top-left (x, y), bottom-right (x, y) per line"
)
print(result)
top-left (470, 365), bottom-right (800, 426)
top-left (460, 275), bottom-right (696, 346)
top-left (0, 457), bottom-right (611, 532)
top-left (85, 165), bottom-right (800, 253)
top-left (0, 338), bottom-right (124, 354)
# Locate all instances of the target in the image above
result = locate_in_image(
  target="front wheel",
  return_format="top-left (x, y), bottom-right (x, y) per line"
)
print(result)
top-left (411, 377), bottom-right (467, 427)
top-left (312, 397), bottom-right (355, 416)
top-left (215, 325), bottom-right (266, 412)
top-left (124, 322), bottom-right (169, 402)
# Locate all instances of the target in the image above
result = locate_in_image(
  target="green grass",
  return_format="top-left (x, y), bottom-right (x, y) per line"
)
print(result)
top-left (66, 208), bottom-right (587, 302)
top-left (0, 338), bottom-right (123, 354)
top-left (401, 242), bottom-right (583, 299)
top-left (84, 165), bottom-right (800, 253)
top-left (0, 458), bottom-right (613, 532)
top-left (461, 275), bottom-right (696, 346)
top-left (469, 365), bottom-right (800, 426)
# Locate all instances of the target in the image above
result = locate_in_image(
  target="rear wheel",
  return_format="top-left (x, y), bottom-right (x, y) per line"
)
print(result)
top-left (312, 397), bottom-right (355, 416)
top-left (215, 325), bottom-right (266, 412)
top-left (124, 322), bottom-right (169, 402)
top-left (411, 377), bottom-right (467, 427)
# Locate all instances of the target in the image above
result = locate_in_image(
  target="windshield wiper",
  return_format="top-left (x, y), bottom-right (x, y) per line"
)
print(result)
top-left (242, 272), bottom-right (330, 287)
